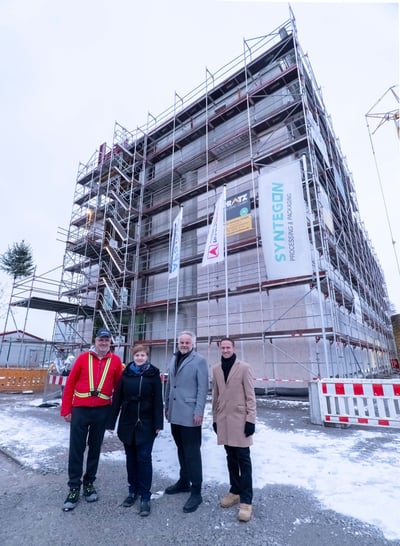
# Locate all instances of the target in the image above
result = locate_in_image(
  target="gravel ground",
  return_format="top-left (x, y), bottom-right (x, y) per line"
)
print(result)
top-left (0, 393), bottom-right (398, 546)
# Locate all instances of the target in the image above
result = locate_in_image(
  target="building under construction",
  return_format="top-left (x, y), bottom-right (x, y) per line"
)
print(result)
top-left (9, 14), bottom-right (397, 389)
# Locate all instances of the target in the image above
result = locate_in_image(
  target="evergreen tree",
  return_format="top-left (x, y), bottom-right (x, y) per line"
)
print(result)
top-left (0, 240), bottom-right (35, 280)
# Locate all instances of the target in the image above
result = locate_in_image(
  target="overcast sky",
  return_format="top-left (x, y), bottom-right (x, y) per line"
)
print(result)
top-left (0, 0), bottom-right (398, 338)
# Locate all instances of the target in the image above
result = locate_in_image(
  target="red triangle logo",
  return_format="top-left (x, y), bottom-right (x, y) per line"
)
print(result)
top-left (208, 244), bottom-right (219, 258)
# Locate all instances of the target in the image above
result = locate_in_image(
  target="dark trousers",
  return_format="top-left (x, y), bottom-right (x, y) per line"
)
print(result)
top-left (124, 438), bottom-right (155, 501)
top-left (224, 445), bottom-right (253, 504)
top-left (67, 405), bottom-right (110, 489)
top-left (171, 423), bottom-right (202, 494)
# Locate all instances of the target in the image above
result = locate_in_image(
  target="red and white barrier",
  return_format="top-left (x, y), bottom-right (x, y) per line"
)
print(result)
top-left (310, 378), bottom-right (400, 429)
top-left (253, 377), bottom-right (307, 383)
top-left (48, 374), bottom-right (68, 386)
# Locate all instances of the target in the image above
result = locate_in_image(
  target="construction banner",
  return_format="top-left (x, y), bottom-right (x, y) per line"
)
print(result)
top-left (258, 160), bottom-right (312, 280)
top-left (226, 190), bottom-right (252, 237)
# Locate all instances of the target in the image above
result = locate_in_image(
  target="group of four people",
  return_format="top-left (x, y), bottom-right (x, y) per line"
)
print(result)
top-left (60, 329), bottom-right (256, 522)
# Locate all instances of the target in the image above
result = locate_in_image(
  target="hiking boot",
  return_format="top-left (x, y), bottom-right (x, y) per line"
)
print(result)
top-left (63, 488), bottom-right (80, 511)
top-left (165, 481), bottom-right (191, 495)
top-left (183, 493), bottom-right (202, 513)
top-left (220, 492), bottom-right (240, 508)
top-left (139, 499), bottom-right (151, 517)
top-left (83, 483), bottom-right (98, 503)
top-left (237, 503), bottom-right (252, 522)
top-left (122, 493), bottom-right (139, 507)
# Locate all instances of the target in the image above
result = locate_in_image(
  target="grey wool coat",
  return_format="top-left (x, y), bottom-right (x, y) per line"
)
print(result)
top-left (212, 359), bottom-right (256, 447)
top-left (165, 350), bottom-right (209, 427)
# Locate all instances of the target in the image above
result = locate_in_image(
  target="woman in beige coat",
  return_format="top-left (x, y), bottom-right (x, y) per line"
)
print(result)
top-left (212, 337), bottom-right (256, 522)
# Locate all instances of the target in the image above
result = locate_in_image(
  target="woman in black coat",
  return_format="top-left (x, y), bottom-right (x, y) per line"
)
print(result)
top-left (108, 344), bottom-right (163, 516)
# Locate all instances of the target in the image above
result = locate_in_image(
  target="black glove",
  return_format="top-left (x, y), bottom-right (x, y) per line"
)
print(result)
top-left (244, 421), bottom-right (255, 437)
top-left (212, 422), bottom-right (217, 434)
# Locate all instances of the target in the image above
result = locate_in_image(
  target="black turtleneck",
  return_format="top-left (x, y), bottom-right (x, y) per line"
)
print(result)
top-left (221, 353), bottom-right (236, 382)
top-left (175, 349), bottom-right (192, 371)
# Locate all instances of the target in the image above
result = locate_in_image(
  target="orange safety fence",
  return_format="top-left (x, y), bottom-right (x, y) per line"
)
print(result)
top-left (0, 368), bottom-right (48, 393)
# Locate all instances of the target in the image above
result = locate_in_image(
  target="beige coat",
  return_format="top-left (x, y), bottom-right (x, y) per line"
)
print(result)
top-left (212, 359), bottom-right (256, 447)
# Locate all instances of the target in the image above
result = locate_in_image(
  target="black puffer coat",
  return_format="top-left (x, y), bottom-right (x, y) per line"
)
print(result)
top-left (107, 362), bottom-right (163, 446)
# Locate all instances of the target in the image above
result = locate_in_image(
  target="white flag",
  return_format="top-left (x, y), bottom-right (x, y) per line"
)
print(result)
top-left (169, 208), bottom-right (183, 279)
top-left (201, 189), bottom-right (226, 266)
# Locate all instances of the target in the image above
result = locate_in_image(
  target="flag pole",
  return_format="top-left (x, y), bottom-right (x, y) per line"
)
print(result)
top-left (222, 185), bottom-right (229, 336)
top-left (171, 205), bottom-right (183, 348)
top-left (173, 270), bottom-right (180, 349)
top-left (201, 188), bottom-right (227, 333)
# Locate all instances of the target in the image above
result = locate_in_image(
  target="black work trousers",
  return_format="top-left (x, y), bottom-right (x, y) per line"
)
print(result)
top-left (67, 405), bottom-right (110, 489)
top-left (171, 423), bottom-right (202, 494)
top-left (224, 445), bottom-right (253, 504)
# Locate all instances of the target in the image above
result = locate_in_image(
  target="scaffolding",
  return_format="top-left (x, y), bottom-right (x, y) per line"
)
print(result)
top-left (7, 13), bottom-right (396, 389)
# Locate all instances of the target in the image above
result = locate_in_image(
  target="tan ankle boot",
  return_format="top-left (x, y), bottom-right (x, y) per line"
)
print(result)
top-left (220, 492), bottom-right (240, 508)
top-left (237, 503), bottom-right (252, 522)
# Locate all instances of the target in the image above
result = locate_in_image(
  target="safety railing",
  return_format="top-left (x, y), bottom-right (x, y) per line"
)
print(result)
top-left (309, 378), bottom-right (400, 429)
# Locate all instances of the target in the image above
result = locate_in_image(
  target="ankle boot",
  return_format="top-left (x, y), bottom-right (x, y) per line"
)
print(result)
top-left (139, 499), bottom-right (150, 516)
top-left (237, 503), bottom-right (252, 522)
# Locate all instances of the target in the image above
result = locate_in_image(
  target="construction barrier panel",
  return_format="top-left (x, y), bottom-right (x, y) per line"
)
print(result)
top-left (42, 373), bottom-right (68, 404)
top-left (0, 368), bottom-right (47, 393)
top-left (309, 378), bottom-right (400, 429)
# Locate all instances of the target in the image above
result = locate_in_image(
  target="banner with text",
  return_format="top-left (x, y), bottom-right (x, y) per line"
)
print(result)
top-left (258, 161), bottom-right (312, 280)
top-left (226, 190), bottom-right (252, 236)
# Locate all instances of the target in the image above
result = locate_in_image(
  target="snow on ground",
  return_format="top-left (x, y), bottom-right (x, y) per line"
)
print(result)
top-left (0, 396), bottom-right (399, 540)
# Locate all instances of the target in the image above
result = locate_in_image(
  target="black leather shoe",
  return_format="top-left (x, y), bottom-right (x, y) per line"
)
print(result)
top-left (183, 493), bottom-right (202, 513)
top-left (165, 481), bottom-right (191, 495)
top-left (139, 500), bottom-right (150, 517)
top-left (122, 493), bottom-right (139, 507)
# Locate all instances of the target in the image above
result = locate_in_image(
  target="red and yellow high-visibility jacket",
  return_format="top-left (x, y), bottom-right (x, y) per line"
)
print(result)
top-left (61, 350), bottom-right (123, 416)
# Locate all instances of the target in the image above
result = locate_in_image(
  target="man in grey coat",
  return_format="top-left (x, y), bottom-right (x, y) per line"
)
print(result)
top-left (164, 331), bottom-right (209, 513)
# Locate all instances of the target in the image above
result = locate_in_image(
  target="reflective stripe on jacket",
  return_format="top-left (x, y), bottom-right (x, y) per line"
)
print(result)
top-left (61, 350), bottom-right (123, 416)
top-left (74, 355), bottom-right (112, 400)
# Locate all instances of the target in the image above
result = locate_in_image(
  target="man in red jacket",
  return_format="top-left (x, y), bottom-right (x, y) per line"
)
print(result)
top-left (61, 328), bottom-right (122, 511)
